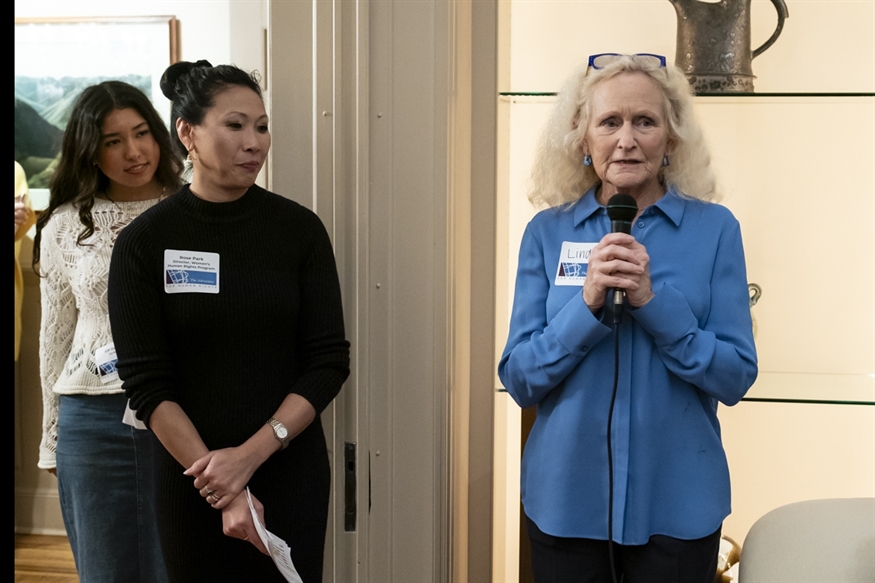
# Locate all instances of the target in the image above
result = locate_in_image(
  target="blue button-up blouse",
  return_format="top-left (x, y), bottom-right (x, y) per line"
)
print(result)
top-left (498, 187), bottom-right (757, 544)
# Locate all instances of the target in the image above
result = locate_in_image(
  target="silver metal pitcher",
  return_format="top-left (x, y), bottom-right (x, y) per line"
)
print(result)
top-left (670, 0), bottom-right (789, 93)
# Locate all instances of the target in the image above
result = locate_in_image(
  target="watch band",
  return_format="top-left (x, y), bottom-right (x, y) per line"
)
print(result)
top-left (267, 417), bottom-right (290, 450)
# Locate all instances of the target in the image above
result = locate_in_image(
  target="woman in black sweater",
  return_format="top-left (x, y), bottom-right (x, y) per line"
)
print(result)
top-left (108, 60), bottom-right (350, 582)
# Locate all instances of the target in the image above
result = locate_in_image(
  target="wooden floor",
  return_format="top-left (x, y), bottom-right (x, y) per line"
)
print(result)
top-left (14, 534), bottom-right (78, 582)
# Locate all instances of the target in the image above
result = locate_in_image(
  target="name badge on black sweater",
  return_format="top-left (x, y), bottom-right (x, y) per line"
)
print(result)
top-left (164, 249), bottom-right (220, 294)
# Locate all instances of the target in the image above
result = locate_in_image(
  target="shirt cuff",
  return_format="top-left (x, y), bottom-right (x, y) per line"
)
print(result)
top-left (630, 282), bottom-right (696, 345)
top-left (551, 290), bottom-right (611, 355)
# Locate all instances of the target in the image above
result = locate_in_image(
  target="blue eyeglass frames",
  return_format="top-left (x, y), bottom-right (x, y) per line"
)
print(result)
top-left (587, 53), bottom-right (667, 70)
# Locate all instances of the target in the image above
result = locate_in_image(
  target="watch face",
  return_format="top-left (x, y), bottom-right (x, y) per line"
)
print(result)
top-left (276, 426), bottom-right (288, 439)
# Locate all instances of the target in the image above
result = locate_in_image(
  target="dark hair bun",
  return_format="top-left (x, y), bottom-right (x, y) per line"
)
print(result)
top-left (162, 60), bottom-right (263, 158)
top-left (160, 60), bottom-right (213, 100)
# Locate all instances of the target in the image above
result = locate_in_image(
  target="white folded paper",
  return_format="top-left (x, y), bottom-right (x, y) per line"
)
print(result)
top-left (121, 400), bottom-right (147, 430)
top-left (245, 487), bottom-right (303, 583)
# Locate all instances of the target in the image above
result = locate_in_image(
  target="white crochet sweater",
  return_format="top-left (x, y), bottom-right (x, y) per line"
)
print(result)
top-left (38, 197), bottom-right (163, 469)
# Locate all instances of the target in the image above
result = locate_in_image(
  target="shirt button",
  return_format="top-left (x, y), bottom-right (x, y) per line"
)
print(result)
top-left (581, 346), bottom-right (589, 352)
top-left (637, 221), bottom-right (645, 228)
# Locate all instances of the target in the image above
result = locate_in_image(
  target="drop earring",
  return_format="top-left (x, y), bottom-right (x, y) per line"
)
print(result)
top-left (583, 154), bottom-right (592, 167)
top-left (662, 154), bottom-right (670, 167)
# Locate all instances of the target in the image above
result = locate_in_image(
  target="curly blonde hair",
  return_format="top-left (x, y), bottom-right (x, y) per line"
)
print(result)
top-left (528, 55), bottom-right (717, 209)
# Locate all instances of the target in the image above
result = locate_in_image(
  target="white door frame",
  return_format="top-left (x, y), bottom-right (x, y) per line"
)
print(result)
top-left (266, 2), bottom-right (496, 580)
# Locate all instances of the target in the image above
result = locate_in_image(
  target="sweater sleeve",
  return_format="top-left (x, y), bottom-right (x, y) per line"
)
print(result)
top-left (630, 215), bottom-right (758, 405)
top-left (498, 222), bottom-right (612, 409)
top-left (37, 221), bottom-right (77, 469)
top-left (107, 219), bottom-right (178, 426)
top-left (286, 211), bottom-right (350, 413)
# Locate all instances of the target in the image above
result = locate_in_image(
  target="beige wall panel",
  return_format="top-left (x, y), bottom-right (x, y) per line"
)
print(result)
top-left (698, 98), bottom-right (875, 376)
top-left (504, 99), bottom-right (551, 312)
top-left (748, 0), bottom-right (875, 92)
top-left (492, 392), bottom-right (522, 582)
top-left (508, 0), bottom-right (676, 91)
top-left (495, 99), bottom-right (512, 382)
top-left (508, 0), bottom-right (875, 93)
top-left (720, 401), bottom-right (875, 544)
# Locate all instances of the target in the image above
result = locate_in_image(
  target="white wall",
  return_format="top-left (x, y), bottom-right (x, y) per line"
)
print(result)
top-left (15, 0), bottom-right (243, 64)
top-left (14, 0), bottom-right (267, 534)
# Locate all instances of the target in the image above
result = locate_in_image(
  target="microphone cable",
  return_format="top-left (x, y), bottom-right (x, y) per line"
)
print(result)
top-left (606, 303), bottom-right (623, 583)
top-left (603, 193), bottom-right (636, 583)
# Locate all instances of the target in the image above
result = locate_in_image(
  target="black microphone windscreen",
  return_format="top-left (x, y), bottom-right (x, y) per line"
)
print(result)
top-left (606, 193), bottom-right (638, 223)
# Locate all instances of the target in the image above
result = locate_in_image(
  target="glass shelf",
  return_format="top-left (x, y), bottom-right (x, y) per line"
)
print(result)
top-left (496, 370), bottom-right (875, 407)
top-left (740, 372), bottom-right (874, 406)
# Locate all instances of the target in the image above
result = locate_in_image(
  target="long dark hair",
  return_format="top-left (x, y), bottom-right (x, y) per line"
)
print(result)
top-left (33, 81), bottom-right (182, 271)
top-left (160, 60), bottom-right (263, 158)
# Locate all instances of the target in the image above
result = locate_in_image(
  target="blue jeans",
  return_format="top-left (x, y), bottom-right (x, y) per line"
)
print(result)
top-left (56, 394), bottom-right (168, 583)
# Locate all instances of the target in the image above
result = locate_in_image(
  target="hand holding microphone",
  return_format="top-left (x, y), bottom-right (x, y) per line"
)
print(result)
top-left (583, 194), bottom-right (653, 317)
top-left (606, 194), bottom-right (639, 313)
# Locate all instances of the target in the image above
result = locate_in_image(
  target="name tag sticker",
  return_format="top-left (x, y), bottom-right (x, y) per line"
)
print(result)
top-left (95, 342), bottom-right (119, 384)
top-left (555, 241), bottom-right (597, 286)
top-left (164, 249), bottom-right (220, 294)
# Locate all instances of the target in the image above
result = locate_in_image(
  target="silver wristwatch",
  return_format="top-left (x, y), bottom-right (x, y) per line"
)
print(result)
top-left (267, 417), bottom-right (290, 450)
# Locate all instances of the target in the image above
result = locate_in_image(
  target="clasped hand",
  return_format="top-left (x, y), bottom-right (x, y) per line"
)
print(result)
top-left (185, 446), bottom-right (259, 510)
top-left (582, 232), bottom-right (654, 311)
top-left (186, 447), bottom-right (269, 554)
top-left (220, 490), bottom-right (269, 555)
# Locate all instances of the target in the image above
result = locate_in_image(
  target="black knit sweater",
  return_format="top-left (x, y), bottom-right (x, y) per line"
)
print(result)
top-left (108, 184), bottom-right (349, 582)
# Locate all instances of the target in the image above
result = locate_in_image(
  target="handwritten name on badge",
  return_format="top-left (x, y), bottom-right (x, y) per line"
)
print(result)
top-left (555, 242), bottom-right (597, 286)
top-left (164, 249), bottom-right (220, 294)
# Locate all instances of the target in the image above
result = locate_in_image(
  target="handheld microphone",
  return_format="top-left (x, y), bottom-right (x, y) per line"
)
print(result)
top-left (605, 194), bottom-right (638, 311)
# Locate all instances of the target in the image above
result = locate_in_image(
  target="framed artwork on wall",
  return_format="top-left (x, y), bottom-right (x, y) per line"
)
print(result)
top-left (14, 16), bottom-right (180, 206)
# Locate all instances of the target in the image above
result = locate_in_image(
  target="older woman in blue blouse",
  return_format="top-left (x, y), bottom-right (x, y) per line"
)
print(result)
top-left (498, 54), bottom-right (757, 583)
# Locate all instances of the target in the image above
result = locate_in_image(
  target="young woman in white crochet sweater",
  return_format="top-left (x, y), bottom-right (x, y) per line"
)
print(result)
top-left (33, 81), bottom-right (181, 582)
